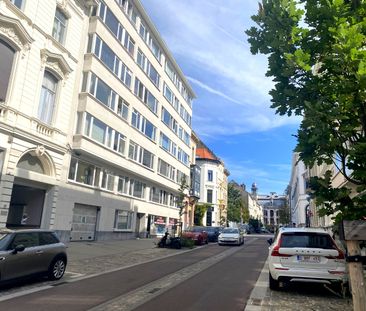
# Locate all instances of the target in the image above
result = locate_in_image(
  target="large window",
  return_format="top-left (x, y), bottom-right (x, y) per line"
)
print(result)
top-left (97, 1), bottom-right (135, 56)
top-left (158, 159), bottom-right (176, 181)
top-left (207, 189), bottom-right (213, 203)
top-left (68, 158), bottom-right (100, 186)
top-left (134, 78), bottom-right (158, 113)
top-left (159, 133), bottom-right (177, 157)
top-left (137, 49), bottom-right (160, 87)
top-left (0, 39), bottom-right (15, 102)
top-left (89, 35), bottom-right (132, 88)
top-left (83, 113), bottom-right (126, 155)
top-left (84, 72), bottom-right (130, 121)
top-left (139, 22), bottom-right (161, 61)
top-left (52, 8), bottom-right (67, 44)
top-left (38, 70), bottom-right (58, 125)
top-left (114, 210), bottom-right (133, 230)
top-left (129, 179), bottom-right (146, 199)
top-left (131, 109), bottom-right (156, 141)
top-left (128, 141), bottom-right (154, 170)
top-left (101, 170), bottom-right (115, 191)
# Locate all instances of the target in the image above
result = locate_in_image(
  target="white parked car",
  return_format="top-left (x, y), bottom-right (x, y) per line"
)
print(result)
top-left (267, 227), bottom-right (347, 290)
top-left (218, 227), bottom-right (244, 246)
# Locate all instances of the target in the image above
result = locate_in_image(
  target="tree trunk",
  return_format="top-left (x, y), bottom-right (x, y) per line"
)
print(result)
top-left (346, 240), bottom-right (366, 311)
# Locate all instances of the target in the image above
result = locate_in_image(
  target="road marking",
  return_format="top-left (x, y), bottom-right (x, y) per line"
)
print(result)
top-left (89, 239), bottom-right (258, 311)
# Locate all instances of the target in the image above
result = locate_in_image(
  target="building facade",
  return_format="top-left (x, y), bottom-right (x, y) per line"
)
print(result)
top-left (0, 0), bottom-right (195, 242)
top-left (196, 140), bottom-right (228, 227)
top-left (288, 152), bottom-right (309, 227)
top-left (254, 183), bottom-right (287, 226)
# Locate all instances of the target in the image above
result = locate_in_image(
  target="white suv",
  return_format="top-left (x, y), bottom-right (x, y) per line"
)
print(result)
top-left (267, 227), bottom-right (347, 290)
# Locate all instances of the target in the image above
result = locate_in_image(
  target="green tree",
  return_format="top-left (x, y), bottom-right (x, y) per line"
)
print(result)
top-left (279, 201), bottom-right (291, 225)
top-left (246, 0), bottom-right (366, 223)
top-left (177, 175), bottom-right (190, 236)
top-left (227, 183), bottom-right (243, 223)
top-left (194, 203), bottom-right (210, 226)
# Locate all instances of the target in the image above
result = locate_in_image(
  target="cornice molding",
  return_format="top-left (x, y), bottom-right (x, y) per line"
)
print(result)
top-left (0, 13), bottom-right (33, 57)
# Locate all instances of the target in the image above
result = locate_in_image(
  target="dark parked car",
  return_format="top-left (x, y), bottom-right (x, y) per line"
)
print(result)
top-left (0, 229), bottom-right (67, 283)
top-left (203, 226), bottom-right (221, 242)
top-left (182, 226), bottom-right (208, 245)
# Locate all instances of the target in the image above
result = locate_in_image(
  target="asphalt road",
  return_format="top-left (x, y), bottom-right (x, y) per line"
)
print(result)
top-left (0, 237), bottom-right (268, 311)
top-left (133, 237), bottom-right (268, 311)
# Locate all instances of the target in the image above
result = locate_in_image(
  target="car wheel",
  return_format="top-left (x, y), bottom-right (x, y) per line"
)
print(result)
top-left (269, 272), bottom-right (279, 290)
top-left (48, 257), bottom-right (66, 280)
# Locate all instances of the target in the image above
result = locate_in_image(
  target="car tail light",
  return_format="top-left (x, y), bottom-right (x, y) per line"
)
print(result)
top-left (325, 242), bottom-right (345, 260)
top-left (271, 237), bottom-right (291, 257)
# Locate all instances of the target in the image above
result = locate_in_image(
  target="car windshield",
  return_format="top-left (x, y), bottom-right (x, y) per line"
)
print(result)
top-left (281, 232), bottom-right (334, 249)
top-left (222, 228), bottom-right (238, 234)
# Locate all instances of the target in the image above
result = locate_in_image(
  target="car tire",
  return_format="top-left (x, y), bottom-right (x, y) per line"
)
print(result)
top-left (48, 257), bottom-right (66, 280)
top-left (269, 272), bottom-right (279, 290)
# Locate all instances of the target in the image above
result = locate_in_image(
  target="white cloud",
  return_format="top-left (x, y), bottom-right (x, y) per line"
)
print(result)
top-left (141, 0), bottom-right (300, 136)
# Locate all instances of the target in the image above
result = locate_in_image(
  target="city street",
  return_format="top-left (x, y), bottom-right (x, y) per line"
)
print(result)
top-left (0, 236), bottom-right (353, 311)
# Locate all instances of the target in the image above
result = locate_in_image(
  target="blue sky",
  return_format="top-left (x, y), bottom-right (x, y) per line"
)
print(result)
top-left (140, 0), bottom-right (301, 195)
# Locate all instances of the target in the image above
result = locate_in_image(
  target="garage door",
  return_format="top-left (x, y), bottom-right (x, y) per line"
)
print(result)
top-left (70, 204), bottom-right (98, 241)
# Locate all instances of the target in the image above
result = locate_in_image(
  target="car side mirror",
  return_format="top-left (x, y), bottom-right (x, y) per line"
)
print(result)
top-left (12, 244), bottom-right (25, 254)
top-left (267, 238), bottom-right (273, 245)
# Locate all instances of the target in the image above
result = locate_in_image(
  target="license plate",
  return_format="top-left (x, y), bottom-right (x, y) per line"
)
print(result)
top-left (297, 255), bottom-right (320, 263)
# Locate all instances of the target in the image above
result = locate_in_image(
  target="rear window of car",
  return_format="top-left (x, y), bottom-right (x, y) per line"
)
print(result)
top-left (222, 228), bottom-right (239, 234)
top-left (39, 232), bottom-right (59, 245)
top-left (281, 232), bottom-right (334, 249)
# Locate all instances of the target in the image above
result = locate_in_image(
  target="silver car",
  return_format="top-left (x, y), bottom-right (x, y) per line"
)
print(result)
top-left (0, 229), bottom-right (67, 282)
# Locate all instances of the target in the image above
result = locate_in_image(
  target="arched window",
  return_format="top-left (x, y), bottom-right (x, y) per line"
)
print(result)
top-left (17, 153), bottom-right (45, 174)
top-left (0, 39), bottom-right (15, 103)
top-left (38, 70), bottom-right (58, 124)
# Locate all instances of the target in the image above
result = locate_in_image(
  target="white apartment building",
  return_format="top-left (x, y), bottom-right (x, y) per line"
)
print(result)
top-left (196, 141), bottom-right (229, 227)
top-left (0, 0), bottom-right (195, 242)
top-left (288, 152), bottom-right (309, 227)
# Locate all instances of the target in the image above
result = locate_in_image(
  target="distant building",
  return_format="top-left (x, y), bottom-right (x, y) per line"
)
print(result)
top-left (288, 153), bottom-right (309, 227)
top-left (256, 184), bottom-right (287, 226)
top-left (195, 138), bottom-right (229, 226)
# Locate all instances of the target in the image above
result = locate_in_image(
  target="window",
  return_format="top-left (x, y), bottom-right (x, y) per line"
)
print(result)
top-left (10, 0), bottom-right (23, 9)
top-left (90, 35), bottom-right (132, 89)
top-left (177, 148), bottom-right (189, 166)
top-left (38, 70), bottom-right (58, 125)
top-left (158, 159), bottom-right (176, 181)
top-left (68, 158), bottom-right (100, 186)
top-left (208, 170), bottom-right (213, 182)
top-left (114, 210), bottom-right (133, 230)
top-left (150, 187), bottom-right (160, 203)
top-left (0, 39), bottom-right (15, 102)
top-left (101, 170), bottom-right (115, 191)
top-left (131, 109), bottom-right (156, 141)
top-left (128, 141), bottom-right (154, 169)
top-left (39, 232), bottom-right (59, 245)
top-left (134, 78), bottom-right (158, 113)
top-left (207, 189), bottom-right (213, 203)
top-left (117, 97), bottom-right (129, 120)
top-left (82, 113), bottom-right (125, 155)
top-left (129, 179), bottom-right (145, 198)
top-left (52, 8), bottom-right (67, 44)
top-left (117, 176), bottom-right (129, 194)
top-left (164, 84), bottom-right (173, 103)
top-left (137, 49), bottom-right (160, 87)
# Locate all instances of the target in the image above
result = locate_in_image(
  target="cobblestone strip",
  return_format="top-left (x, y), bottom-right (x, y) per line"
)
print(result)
top-left (89, 239), bottom-right (258, 311)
